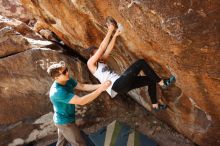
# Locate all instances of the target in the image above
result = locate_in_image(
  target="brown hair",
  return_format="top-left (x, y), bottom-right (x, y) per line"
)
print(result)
top-left (47, 63), bottom-right (64, 79)
top-left (106, 16), bottom-right (118, 28)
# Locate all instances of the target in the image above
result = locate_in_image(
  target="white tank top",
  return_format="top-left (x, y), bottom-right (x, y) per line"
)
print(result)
top-left (93, 62), bottom-right (120, 98)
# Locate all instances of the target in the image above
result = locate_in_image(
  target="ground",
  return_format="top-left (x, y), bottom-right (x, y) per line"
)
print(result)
top-left (30, 95), bottom-right (195, 146)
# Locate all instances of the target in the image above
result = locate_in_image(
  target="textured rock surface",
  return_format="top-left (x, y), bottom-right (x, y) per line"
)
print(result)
top-left (0, 0), bottom-right (34, 23)
top-left (0, 26), bottom-right (30, 57)
top-left (20, 0), bottom-right (220, 145)
top-left (0, 16), bottom-right (96, 145)
top-left (0, 15), bottom-right (41, 40)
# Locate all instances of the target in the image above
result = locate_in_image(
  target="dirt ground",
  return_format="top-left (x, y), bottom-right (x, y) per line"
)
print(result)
top-left (31, 97), bottom-right (196, 146)
top-left (82, 103), bottom-right (195, 146)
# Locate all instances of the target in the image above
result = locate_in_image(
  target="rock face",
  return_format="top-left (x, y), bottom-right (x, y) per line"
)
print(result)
top-left (0, 0), bottom-right (34, 23)
top-left (20, 0), bottom-right (220, 145)
top-left (0, 16), bottom-right (99, 145)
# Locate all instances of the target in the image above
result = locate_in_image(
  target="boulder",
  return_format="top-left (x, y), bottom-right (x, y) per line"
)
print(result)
top-left (20, 0), bottom-right (220, 145)
top-left (0, 0), bottom-right (34, 23)
top-left (0, 46), bottom-right (95, 145)
top-left (0, 16), bottom-right (100, 145)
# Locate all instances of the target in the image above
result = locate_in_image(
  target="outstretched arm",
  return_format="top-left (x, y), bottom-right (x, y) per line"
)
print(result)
top-left (69, 81), bottom-right (111, 105)
top-left (102, 28), bottom-right (122, 60)
top-left (87, 24), bottom-right (115, 73)
top-left (75, 82), bottom-right (101, 92)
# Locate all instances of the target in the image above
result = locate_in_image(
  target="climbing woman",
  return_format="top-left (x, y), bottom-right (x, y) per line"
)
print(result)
top-left (87, 17), bottom-right (176, 111)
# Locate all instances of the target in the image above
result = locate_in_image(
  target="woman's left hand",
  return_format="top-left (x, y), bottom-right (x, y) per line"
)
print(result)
top-left (114, 28), bottom-right (122, 36)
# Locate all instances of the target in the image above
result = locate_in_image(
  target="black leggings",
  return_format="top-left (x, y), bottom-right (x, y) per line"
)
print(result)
top-left (112, 59), bottom-right (161, 104)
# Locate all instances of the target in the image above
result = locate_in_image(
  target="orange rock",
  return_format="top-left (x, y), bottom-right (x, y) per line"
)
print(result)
top-left (11, 0), bottom-right (220, 145)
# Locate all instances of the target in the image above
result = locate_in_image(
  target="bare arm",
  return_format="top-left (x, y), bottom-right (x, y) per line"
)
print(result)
top-left (75, 82), bottom-right (101, 92)
top-left (102, 28), bottom-right (122, 60)
top-left (69, 81), bottom-right (111, 105)
top-left (87, 25), bottom-right (115, 74)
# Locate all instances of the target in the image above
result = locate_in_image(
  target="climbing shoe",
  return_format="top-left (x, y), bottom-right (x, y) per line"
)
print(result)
top-left (162, 75), bottom-right (176, 89)
top-left (153, 104), bottom-right (167, 112)
top-left (106, 16), bottom-right (118, 28)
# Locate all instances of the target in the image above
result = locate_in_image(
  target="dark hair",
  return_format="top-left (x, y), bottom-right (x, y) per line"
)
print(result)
top-left (85, 46), bottom-right (98, 56)
top-left (47, 63), bottom-right (64, 79)
top-left (106, 16), bottom-right (118, 28)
